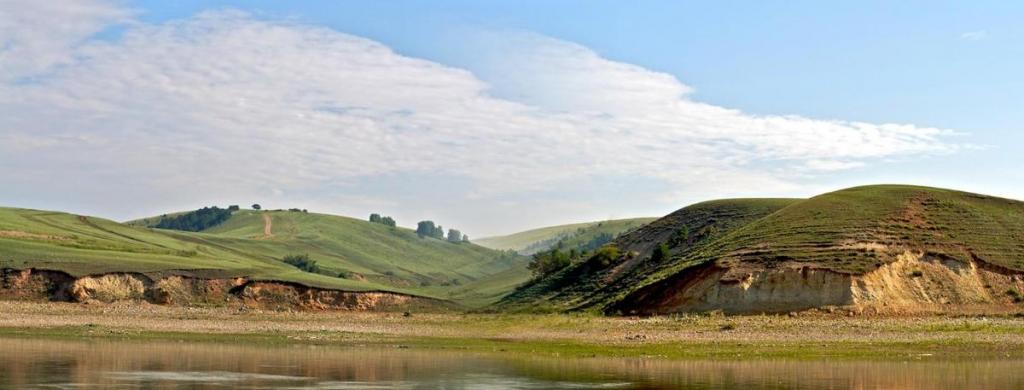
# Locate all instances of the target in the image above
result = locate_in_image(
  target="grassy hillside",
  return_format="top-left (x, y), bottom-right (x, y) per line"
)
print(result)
top-left (498, 198), bottom-right (797, 311)
top-left (476, 218), bottom-right (655, 255)
top-left (500, 185), bottom-right (1024, 313)
top-left (0, 208), bottom-right (530, 306)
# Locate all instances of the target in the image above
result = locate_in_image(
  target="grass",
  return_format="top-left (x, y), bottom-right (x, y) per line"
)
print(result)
top-left (0, 207), bottom-right (530, 306)
top-left (500, 198), bottom-right (799, 312)
top-left (476, 218), bottom-right (655, 255)
top-left (502, 185), bottom-right (1024, 313)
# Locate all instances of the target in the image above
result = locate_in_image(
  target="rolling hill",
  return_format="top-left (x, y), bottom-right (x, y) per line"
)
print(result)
top-left (476, 218), bottom-right (656, 255)
top-left (500, 185), bottom-right (1024, 315)
top-left (0, 207), bottom-right (530, 308)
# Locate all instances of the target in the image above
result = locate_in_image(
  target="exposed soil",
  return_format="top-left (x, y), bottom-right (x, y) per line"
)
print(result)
top-left (0, 268), bottom-right (432, 311)
top-left (613, 247), bottom-right (1024, 315)
top-left (263, 214), bottom-right (273, 237)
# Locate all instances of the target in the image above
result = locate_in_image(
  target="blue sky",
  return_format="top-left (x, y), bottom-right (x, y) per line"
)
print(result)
top-left (1, 1), bottom-right (1022, 235)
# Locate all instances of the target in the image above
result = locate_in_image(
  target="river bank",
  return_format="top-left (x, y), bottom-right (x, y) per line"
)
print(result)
top-left (2, 301), bottom-right (1023, 360)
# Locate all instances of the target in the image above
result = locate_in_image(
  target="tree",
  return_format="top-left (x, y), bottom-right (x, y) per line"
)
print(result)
top-left (447, 228), bottom-right (462, 243)
top-left (433, 225), bottom-right (445, 239)
top-left (673, 226), bottom-right (690, 245)
top-left (227, 205), bottom-right (240, 211)
top-left (154, 206), bottom-right (232, 232)
top-left (371, 214), bottom-right (397, 227)
top-left (651, 243), bottom-right (670, 262)
top-left (462, 234), bottom-right (469, 243)
top-left (416, 221), bottom-right (436, 237)
top-left (527, 249), bottom-right (570, 278)
top-left (252, 204), bottom-right (261, 210)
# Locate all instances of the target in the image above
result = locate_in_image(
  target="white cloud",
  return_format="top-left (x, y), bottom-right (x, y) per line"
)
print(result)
top-left (960, 30), bottom-right (988, 41)
top-left (0, 3), bottom-right (965, 234)
top-left (0, 0), bottom-right (131, 81)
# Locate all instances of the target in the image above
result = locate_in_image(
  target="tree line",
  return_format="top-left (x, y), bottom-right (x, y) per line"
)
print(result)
top-left (154, 206), bottom-right (237, 232)
top-left (416, 220), bottom-right (469, 243)
top-left (368, 213), bottom-right (397, 227)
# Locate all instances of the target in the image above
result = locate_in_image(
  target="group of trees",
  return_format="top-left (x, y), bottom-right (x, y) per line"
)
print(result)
top-left (527, 248), bottom-right (573, 278)
top-left (154, 206), bottom-right (234, 232)
top-left (527, 244), bottom-right (625, 279)
top-left (368, 213), bottom-right (397, 227)
top-left (447, 228), bottom-right (468, 243)
top-left (416, 220), bottom-right (469, 243)
top-left (282, 253), bottom-right (320, 274)
top-left (281, 253), bottom-right (350, 279)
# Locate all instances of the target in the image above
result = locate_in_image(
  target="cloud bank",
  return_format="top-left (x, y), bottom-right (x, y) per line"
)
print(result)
top-left (0, 1), bottom-right (963, 234)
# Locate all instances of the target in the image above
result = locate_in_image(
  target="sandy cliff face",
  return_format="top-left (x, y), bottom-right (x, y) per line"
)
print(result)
top-left (0, 268), bottom-right (430, 311)
top-left (614, 249), bottom-right (1024, 315)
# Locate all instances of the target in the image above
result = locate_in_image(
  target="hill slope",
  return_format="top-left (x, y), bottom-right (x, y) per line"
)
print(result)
top-left (476, 218), bottom-right (656, 255)
top-left (0, 208), bottom-right (529, 307)
top-left (500, 185), bottom-right (1024, 315)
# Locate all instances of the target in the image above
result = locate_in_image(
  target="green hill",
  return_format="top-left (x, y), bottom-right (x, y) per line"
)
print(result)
top-left (499, 185), bottom-right (1024, 314)
top-left (475, 218), bottom-right (656, 255)
top-left (1, 207), bottom-right (530, 306)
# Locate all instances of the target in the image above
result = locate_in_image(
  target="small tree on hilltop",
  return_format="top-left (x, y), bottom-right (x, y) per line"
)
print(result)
top-left (416, 221), bottom-right (436, 237)
top-left (252, 204), bottom-right (261, 210)
top-left (447, 228), bottom-right (462, 243)
top-left (369, 213), bottom-right (382, 223)
top-left (462, 234), bottom-right (469, 243)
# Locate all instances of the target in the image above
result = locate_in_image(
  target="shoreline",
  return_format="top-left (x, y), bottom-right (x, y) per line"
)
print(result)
top-left (2, 301), bottom-right (1023, 360)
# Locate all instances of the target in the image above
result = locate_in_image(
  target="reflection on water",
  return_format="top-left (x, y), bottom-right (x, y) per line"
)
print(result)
top-left (2, 337), bottom-right (1023, 389)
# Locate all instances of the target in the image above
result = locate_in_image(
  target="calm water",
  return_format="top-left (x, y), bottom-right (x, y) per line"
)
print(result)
top-left (3, 338), bottom-right (1024, 389)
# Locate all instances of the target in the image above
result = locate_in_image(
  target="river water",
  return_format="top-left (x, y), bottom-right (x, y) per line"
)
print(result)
top-left (2, 337), bottom-right (1023, 389)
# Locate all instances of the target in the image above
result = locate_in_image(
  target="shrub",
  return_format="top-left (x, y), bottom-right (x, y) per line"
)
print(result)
top-left (1008, 289), bottom-right (1023, 303)
top-left (282, 254), bottom-right (319, 274)
top-left (651, 243), bottom-right (670, 262)
top-left (591, 245), bottom-right (621, 268)
top-left (910, 270), bottom-right (924, 278)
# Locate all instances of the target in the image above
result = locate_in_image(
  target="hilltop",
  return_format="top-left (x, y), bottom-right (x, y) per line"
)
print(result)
top-left (475, 218), bottom-right (655, 255)
top-left (0, 207), bottom-right (529, 309)
top-left (500, 185), bottom-right (1024, 315)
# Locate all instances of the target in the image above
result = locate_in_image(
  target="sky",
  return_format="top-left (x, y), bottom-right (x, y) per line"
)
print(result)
top-left (1, 0), bottom-right (1022, 237)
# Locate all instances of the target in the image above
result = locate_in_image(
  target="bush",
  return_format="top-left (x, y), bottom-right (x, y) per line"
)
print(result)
top-left (591, 245), bottom-right (621, 268)
top-left (282, 254), bottom-right (319, 274)
top-left (1008, 289), bottom-right (1023, 303)
top-left (651, 243), bottom-right (670, 262)
top-left (910, 270), bottom-right (924, 278)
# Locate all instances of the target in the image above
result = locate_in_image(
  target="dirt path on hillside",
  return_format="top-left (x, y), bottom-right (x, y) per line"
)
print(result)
top-left (262, 214), bottom-right (273, 237)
